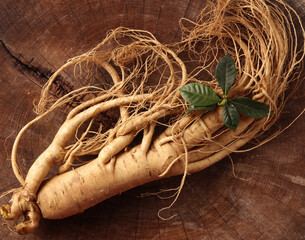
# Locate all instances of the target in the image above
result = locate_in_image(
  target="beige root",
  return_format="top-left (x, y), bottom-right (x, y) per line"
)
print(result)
top-left (1, 0), bottom-right (304, 234)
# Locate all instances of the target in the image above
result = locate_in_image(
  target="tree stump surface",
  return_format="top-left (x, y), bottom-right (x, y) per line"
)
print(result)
top-left (0, 0), bottom-right (304, 239)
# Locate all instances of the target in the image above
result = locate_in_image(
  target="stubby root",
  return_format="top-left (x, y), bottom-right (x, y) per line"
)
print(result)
top-left (0, 189), bottom-right (41, 234)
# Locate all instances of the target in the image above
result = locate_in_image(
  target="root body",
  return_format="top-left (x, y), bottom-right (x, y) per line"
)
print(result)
top-left (37, 110), bottom-right (224, 219)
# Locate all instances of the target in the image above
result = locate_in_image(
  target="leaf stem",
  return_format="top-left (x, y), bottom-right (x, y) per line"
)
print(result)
top-left (218, 97), bottom-right (227, 106)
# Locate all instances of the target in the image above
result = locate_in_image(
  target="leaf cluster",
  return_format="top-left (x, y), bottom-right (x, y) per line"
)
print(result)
top-left (179, 54), bottom-right (271, 130)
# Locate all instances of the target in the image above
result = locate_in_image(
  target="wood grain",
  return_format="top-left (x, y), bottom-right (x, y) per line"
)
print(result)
top-left (0, 0), bottom-right (304, 239)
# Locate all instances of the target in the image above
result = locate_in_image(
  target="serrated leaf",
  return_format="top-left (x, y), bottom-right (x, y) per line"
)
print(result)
top-left (231, 97), bottom-right (271, 118)
top-left (179, 83), bottom-right (222, 106)
top-left (222, 102), bottom-right (240, 130)
top-left (215, 54), bottom-right (237, 95)
top-left (186, 104), bottom-right (217, 115)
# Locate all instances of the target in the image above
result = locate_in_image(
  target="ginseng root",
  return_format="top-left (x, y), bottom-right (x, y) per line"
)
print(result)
top-left (1, 0), bottom-right (304, 234)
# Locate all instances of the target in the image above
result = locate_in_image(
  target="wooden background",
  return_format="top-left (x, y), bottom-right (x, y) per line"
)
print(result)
top-left (0, 0), bottom-right (304, 239)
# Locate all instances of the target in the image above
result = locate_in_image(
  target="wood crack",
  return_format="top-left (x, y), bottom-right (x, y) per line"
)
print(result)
top-left (0, 39), bottom-right (52, 83)
top-left (0, 39), bottom-right (74, 100)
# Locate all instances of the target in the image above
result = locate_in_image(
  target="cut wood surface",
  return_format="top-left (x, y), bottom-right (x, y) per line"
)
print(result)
top-left (0, 0), bottom-right (304, 239)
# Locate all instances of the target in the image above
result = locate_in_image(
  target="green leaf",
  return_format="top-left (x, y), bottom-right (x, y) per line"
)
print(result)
top-left (179, 83), bottom-right (222, 106)
top-left (186, 104), bottom-right (217, 115)
top-left (215, 54), bottom-right (237, 95)
top-left (231, 97), bottom-right (271, 118)
top-left (222, 102), bottom-right (240, 130)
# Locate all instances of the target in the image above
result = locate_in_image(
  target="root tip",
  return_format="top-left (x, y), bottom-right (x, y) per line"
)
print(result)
top-left (1, 189), bottom-right (41, 235)
top-left (0, 205), bottom-right (10, 219)
top-left (16, 221), bottom-right (38, 235)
